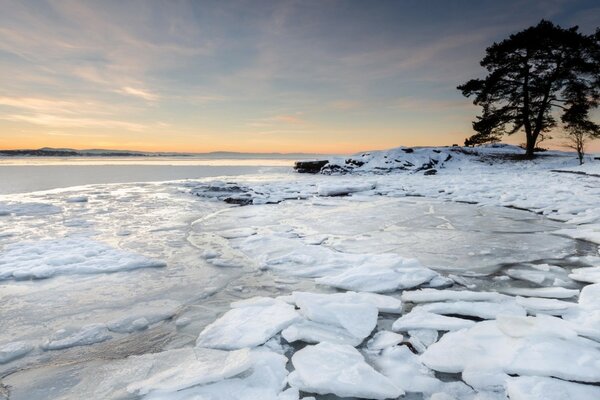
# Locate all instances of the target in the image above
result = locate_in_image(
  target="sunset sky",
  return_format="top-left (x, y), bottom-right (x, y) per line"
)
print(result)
top-left (1, 0), bottom-right (599, 154)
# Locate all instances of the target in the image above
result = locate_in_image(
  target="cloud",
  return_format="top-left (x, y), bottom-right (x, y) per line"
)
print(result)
top-left (119, 87), bottom-right (160, 102)
top-left (0, 113), bottom-right (146, 131)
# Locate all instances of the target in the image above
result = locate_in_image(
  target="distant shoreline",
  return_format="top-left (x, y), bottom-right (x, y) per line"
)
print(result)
top-left (0, 148), bottom-right (332, 159)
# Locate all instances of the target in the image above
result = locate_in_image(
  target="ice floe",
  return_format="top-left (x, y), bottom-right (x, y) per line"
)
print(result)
top-left (393, 311), bottom-right (476, 332)
top-left (0, 341), bottom-right (34, 364)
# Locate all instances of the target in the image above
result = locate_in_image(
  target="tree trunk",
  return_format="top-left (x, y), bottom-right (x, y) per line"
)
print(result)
top-left (525, 133), bottom-right (536, 158)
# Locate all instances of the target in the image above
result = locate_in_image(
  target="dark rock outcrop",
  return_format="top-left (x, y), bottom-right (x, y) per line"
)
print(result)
top-left (294, 160), bottom-right (329, 174)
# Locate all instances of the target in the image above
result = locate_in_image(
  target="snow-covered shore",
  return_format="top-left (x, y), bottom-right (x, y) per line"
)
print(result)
top-left (2, 145), bottom-right (600, 399)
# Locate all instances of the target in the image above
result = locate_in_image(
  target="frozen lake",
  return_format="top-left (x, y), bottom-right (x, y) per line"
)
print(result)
top-left (2, 150), bottom-right (600, 400)
top-left (0, 157), bottom-right (295, 194)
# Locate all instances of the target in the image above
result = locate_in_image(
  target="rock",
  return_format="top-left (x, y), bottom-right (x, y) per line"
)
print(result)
top-left (424, 169), bottom-right (437, 175)
top-left (294, 160), bottom-right (329, 174)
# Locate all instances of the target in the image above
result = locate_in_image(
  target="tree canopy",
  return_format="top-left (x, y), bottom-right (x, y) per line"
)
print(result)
top-left (458, 20), bottom-right (600, 157)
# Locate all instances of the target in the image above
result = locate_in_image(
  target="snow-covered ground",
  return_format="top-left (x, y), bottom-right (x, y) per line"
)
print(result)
top-left (2, 145), bottom-right (600, 400)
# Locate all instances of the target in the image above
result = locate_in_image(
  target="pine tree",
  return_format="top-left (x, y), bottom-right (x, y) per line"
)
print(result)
top-left (459, 20), bottom-right (600, 158)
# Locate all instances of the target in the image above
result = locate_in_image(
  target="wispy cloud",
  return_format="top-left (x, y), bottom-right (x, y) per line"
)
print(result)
top-left (118, 87), bottom-right (159, 102)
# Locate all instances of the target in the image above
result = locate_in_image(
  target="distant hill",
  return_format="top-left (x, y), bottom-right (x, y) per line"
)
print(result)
top-left (0, 147), bottom-right (330, 159)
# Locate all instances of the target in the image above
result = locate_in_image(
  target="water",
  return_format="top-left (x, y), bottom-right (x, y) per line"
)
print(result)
top-left (0, 157), bottom-right (296, 194)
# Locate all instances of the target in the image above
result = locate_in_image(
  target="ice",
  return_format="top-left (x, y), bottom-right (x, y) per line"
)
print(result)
top-left (393, 311), bottom-right (476, 332)
top-left (282, 320), bottom-right (364, 346)
top-left (0, 201), bottom-right (62, 216)
top-left (0, 341), bottom-right (34, 364)
top-left (401, 289), bottom-right (511, 303)
top-left (42, 324), bottom-right (111, 350)
top-left (421, 321), bottom-right (517, 375)
top-left (284, 291), bottom-right (402, 314)
top-left (578, 283), bottom-right (600, 309)
top-left (423, 316), bottom-right (600, 385)
top-left (291, 292), bottom-right (380, 336)
top-left (289, 342), bottom-right (402, 399)
top-left (505, 265), bottom-right (573, 287)
top-left (498, 286), bottom-right (579, 299)
top-left (515, 296), bottom-right (576, 315)
top-left (317, 182), bottom-right (376, 197)
top-left (569, 267), bottom-right (600, 283)
top-left (66, 196), bottom-right (88, 203)
top-left (315, 257), bottom-right (440, 293)
top-left (367, 331), bottom-right (404, 350)
top-left (407, 329), bottom-right (439, 353)
top-left (505, 376), bottom-right (600, 400)
top-left (196, 298), bottom-right (301, 349)
top-left (507, 337), bottom-right (600, 382)
top-left (0, 238), bottom-right (166, 280)
top-left (372, 345), bottom-right (442, 394)
top-left (413, 300), bottom-right (526, 319)
top-left (127, 348), bottom-right (253, 395)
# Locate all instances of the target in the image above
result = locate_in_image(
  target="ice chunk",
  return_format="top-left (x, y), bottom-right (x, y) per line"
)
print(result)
top-left (401, 289), bottom-right (510, 303)
top-left (139, 349), bottom-right (288, 400)
top-left (127, 348), bottom-right (252, 395)
top-left (579, 283), bottom-right (600, 309)
top-left (421, 321), bottom-right (519, 374)
top-left (367, 331), bottom-right (404, 351)
top-left (0, 238), bottom-right (166, 280)
top-left (496, 314), bottom-right (578, 340)
top-left (506, 337), bottom-right (600, 382)
top-left (413, 300), bottom-right (526, 319)
top-left (107, 300), bottom-right (180, 333)
top-left (317, 182), bottom-right (376, 197)
top-left (292, 292), bottom-right (379, 339)
top-left (506, 376), bottom-right (600, 400)
top-left (393, 311), bottom-right (476, 332)
top-left (282, 320), bottom-right (363, 346)
top-left (196, 299), bottom-right (301, 349)
top-left (42, 324), bottom-right (111, 350)
top-left (0, 341), bottom-right (34, 364)
top-left (407, 329), bottom-right (439, 353)
top-left (499, 286), bottom-right (579, 299)
top-left (515, 296), bottom-right (576, 315)
top-left (570, 267), bottom-right (600, 283)
top-left (285, 291), bottom-right (402, 314)
top-left (316, 258), bottom-right (439, 293)
top-left (289, 342), bottom-right (402, 399)
top-left (66, 196), bottom-right (88, 203)
top-left (372, 345), bottom-right (441, 394)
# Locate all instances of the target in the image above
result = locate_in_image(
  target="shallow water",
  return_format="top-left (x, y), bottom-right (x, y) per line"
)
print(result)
top-left (0, 172), bottom-right (598, 399)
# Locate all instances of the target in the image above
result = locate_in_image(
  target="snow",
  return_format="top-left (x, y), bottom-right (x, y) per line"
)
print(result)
top-left (0, 238), bottom-right (166, 280)
top-left (289, 342), bottom-right (402, 399)
top-left (196, 298), bottom-right (301, 349)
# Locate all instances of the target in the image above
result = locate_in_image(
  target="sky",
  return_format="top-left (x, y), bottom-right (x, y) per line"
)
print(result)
top-left (1, 0), bottom-right (599, 154)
